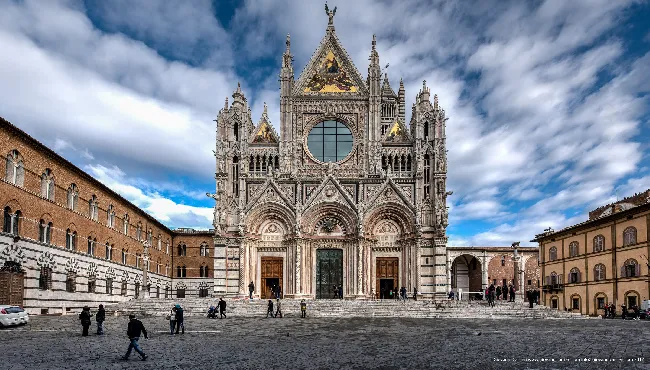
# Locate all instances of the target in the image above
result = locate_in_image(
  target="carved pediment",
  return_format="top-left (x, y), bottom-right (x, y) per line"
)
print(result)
top-left (383, 118), bottom-right (412, 144)
top-left (364, 178), bottom-right (415, 213)
top-left (245, 178), bottom-right (295, 212)
top-left (303, 175), bottom-right (357, 212)
top-left (294, 30), bottom-right (367, 96)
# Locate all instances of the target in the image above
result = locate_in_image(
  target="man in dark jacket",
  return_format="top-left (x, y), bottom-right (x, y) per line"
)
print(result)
top-left (96, 304), bottom-right (106, 335)
top-left (121, 314), bottom-right (148, 361)
top-left (79, 306), bottom-right (92, 336)
top-left (174, 304), bottom-right (184, 334)
top-left (266, 300), bottom-right (274, 318)
top-left (248, 281), bottom-right (254, 299)
top-left (218, 298), bottom-right (227, 319)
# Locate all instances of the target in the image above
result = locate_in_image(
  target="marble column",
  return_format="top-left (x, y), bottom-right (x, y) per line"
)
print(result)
top-left (481, 252), bottom-right (488, 293)
top-left (295, 240), bottom-right (302, 295)
top-left (416, 240), bottom-right (421, 294)
top-left (356, 242), bottom-right (363, 296)
top-left (238, 246), bottom-right (246, 295)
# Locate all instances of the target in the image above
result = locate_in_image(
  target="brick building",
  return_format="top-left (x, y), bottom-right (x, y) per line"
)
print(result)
top-left (533, 190), bottom-right (650, 316)
top-left (0, 118), bottom-right (215, 314)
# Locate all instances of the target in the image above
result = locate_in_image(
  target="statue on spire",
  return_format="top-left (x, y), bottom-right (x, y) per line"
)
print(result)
top-left (325, 3), bottom-right (337, 25)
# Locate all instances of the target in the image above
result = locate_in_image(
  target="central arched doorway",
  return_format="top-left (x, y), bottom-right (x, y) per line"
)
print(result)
top-left (316, 249), bottom-right (343, 299)
top-left (451, 254), bottom-right (482, 299)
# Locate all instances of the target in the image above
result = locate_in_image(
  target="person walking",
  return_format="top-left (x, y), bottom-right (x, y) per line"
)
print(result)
top-left (248, 281), bottom-right (254, 299)
top-left (300, 299), bottom-right (307, 318)
top-left (495, 285), bottom-right (502, 301)
top-left (502, 282), bottom-right (508, 301)
top-left (174, 304), bottom-right (184, 334)
top-left (338, 285), bottom-right (343, 299)
top-left (96, 304), bottom-right (106, 335)
top-left (168, 307), bottom-right (176, 334)
top-left (527, 290), bottom-right (534, 308)
top-left (218, 298), bottom-right (227, 319)
top-left (275, 299), bottom-right (283, 318)
top-left (121, 314), bottom-right (148, 361)
top-left (413, 287), bottom-right (418, 301)
top-left (266, 300), bottom-right (274, 318)
top-left (509, 285), bottom-right (516, 302)
top-left (79, 306), bottom-right (92, 336)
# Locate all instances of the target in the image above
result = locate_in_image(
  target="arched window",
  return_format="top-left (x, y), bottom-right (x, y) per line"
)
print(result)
top-left (41, 169), bottom-right (55, 201)
top-left (136, 223), bottom-right (142, 241)
top-left (594, 264), bottom-right (606, 281)
top-left (182, 266), bottom-right (187, 277)
top-left (157, 235), bottom-right (162, 250)
top-left (622, 259), bottom-right (640, 278)
top-left (39, 219), bottom-right (46, 243)
top-left (501, 256), bottom-right (505, 266)
top-left (204, 266), bottom-right (209, 277)
top-left (107, 204), bottom-right (115, 228)
top-left (5, 150), bottom-right (25, 186)
top-left (549, 247), bottom-right (557, 261)
top-left (121, 249), bottom-right (127, 264)
top-left (176, 266), bottom-right (181, 277)
top-left (623, 227), bottom-right (637, 246)
top-left (88, 195), bottom-right (98, 221)
top-left (87, 236), bottom-right (95, 256)
top-left (232, 156), bottom-right (240, 196)
top-left (569, 267), bottom-right (581, 283)
top-left (547, 272), bottom-right (562, 285)
top-left (147, 229), bottom-right (153, 245)
top-left (233, 121), bottom-right (239, 141)
top-left (123, 213), bottom-right (129, 235)
top-left (2, 207), bottom-right (11, 233)
top-left (593, 235), bottom-right (605, 253)
top-left (178, 244), bottom-right (186, 256)
top-left (568, 241), bottom-right (579, 257)
top-left (67, 184), bottom-right (78, 210)
top-left (66, 272), bottom-right (76, 292)
top-left (424, 121), bottom-right (429, 139)
top-left (105, 243), bottom-right (112, 260)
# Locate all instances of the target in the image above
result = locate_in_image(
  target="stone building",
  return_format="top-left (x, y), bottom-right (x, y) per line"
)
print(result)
top-left (533, 189), bottom-right (650, 316)
top-left (209, 11), bottom-right (452, 300)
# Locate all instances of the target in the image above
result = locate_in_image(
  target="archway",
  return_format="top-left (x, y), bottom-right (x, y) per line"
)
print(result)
top-left (451, 254), bottom-right (482, 299)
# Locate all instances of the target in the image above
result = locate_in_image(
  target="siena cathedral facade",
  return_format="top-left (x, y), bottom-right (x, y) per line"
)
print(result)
top-left (209, 12), bottom-right (451, 300)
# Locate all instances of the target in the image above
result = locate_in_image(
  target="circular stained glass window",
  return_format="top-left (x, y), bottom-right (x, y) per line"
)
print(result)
top-left (307, 120), bottom-right (353, 162)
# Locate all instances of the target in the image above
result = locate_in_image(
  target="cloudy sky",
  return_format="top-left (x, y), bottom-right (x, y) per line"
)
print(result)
top-left (1, 0), bottom-right (649, 246)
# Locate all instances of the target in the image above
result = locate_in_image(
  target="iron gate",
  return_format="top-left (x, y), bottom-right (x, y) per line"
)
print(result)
top-left (316, 249), bottom-right (343, 299)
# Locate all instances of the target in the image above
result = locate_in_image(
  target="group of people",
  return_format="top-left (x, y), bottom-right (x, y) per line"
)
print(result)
top-left (377, 286), bottom-right (417, 301)
top-left (603, 303), bottom-right (642, 320)
top-left (265, 299), bottom-right (308, 318)
top-left (78, 305), bottom-right (149, 361)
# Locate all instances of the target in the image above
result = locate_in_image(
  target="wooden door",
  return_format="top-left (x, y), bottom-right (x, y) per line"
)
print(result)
top-left (376, 257), bottom-right (398, 298)
top-left (261, 257), bottom-right (283, 299)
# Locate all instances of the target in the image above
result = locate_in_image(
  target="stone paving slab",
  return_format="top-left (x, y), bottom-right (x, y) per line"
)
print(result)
top-left (1, 316), bottom-right (649, 369)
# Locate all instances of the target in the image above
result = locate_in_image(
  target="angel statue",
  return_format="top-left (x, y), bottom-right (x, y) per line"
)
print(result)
top-left (325, 3), bottom-right (337, 25)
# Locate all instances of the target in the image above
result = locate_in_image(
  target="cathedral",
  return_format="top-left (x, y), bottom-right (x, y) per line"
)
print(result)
top-left (209, 10), bottom-right (452, 300)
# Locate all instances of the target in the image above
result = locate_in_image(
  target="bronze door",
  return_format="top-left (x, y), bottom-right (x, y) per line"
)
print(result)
top-left (261, 257), bottom-right (283, 299)
top-left (376, 257), bottom-right (398, 299)
top-left (316, 249), bottom-right (343, 299)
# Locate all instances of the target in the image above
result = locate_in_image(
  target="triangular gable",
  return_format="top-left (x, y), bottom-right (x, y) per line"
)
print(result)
top-left (294, 31), bottom-right (367, 95)
top-left (251, 120), bottom-right (279, 144)
top-left (303, 174), bottom-right (357, 212)
top-left (364, 177), bottom-right (415, 213)
top-left (383, 118), bottom-right (412, 143)
top-left (245, 178), bottom-right (294, 212)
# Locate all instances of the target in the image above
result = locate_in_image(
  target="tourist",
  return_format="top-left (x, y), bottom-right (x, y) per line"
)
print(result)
top-left (168, 307), bottom-right (177, 334)
top-left (527, 290), bottom-right (533, 308)
top-left (509, 285), bottom-right (516, 302)
top-left (496, 285), bottom-right (502, 300)
top-left (393, 287), bottom-right (399, 301)
top-left (338, 285), bottom-right (343, 299)
top-left (121, 314), bottom-right (148, 361)
top-left (79, 306), bottom-right (92, 336)
top-left (621, 303), bottom-right (628, 320)
top-left (300, 299), bottom-right (307, 318)
top-left (275, 299), bottom-right (283, 318)
top-left (218, 298), bottom-right (227, 319)
top-left (277, 285), bottom-right (282, 299)
top-left (413, 287), bottom-right (418, 301)
top-left (633, 305), bottom-right (640, 320)
top-left (266, 300), bottom-right (274, 318)
top-left (448, 289), bottom-right (454, 301)
top-left (174, 304), bottom-right (185, 334)
top-left (248, 281), bottom-right (254, 299)
top-left (96, 304), bottom-right (106, 335)
top-left (502, 283), bottom-right (508, 301)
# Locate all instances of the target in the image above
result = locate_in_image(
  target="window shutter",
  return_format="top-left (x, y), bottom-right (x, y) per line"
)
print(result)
top-left (41, 177), bottom-right (47, 197)
top-left (577, 271), bottom-right (581, 283)
top-left (558, 274), bottom-right (563, 284)
top-left (5, 157), bottom-right (13, 182)
top-left (545, 276), bottom-right (550, 285)
top-left (635, 263), bottom-right (640, 277)
top-left (621, 265), bottom-right (626, 278)
top-left (48, 180), bottom-right (55, 201)
top-left (16, 165), bottom-right (24, 186)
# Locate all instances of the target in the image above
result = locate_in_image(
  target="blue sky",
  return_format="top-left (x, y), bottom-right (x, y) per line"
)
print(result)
top-left (0, 0), bottom-right (649, 246)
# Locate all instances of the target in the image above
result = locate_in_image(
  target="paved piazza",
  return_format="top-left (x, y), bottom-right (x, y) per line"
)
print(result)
top-left (1, 316), bottom-right (649, 369)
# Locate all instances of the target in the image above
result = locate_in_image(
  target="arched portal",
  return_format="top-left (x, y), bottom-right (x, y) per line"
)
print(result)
top-left (451, 254), bottom-right (482, 299)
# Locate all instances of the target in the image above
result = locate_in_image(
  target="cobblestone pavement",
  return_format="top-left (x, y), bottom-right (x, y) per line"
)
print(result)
top-left (1, 315), bottom-right (649, 370)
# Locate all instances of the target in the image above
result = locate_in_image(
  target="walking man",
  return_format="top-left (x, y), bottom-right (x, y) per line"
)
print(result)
top-left (218, 298), bottom-right (227, 319)
top-left (174, 304), bottom-right (184, 334)
top-left (300, 299), bottom-right (307, 318)
top-left (266, 300), bottom-right (274, 318)
top-left (79, 306), bottom-right (92, 336)
top-left (96, 304), bottom-right (106, 335)
top-left (121, 314), bottom-right (148, 361)
top-left (275, 298), bottom-right (283, 318)
top-left (248, 281), bottom-right (254, 299)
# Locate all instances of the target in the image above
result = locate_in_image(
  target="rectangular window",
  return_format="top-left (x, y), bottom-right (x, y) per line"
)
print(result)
top-left (502, 279), bottom-right (507, 286)
top-left (39, 267), bottom-right (52, 290)
top-left (176, 289), bottom-right (186, 299)
top-left (597, 297), bottom-right (605, 309)
top-left (527, 280), bottom-right (532, 286)
top-left (551, 299), bottom-right (558, 309)
top-left (121, 281), bottom-right (127, 296)
top-left (106, 278), bottom-right (113, 295)
top-left (66, 273), bottom-right (76, 293)
top-left (87, 277), bottom-right (96, 293)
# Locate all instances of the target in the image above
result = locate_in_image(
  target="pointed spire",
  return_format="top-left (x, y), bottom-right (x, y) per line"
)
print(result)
top-left (232, 82), bottom-right (245, 105)
top-left (381, 73), bottom-right (396, 97)
top-left (419, 80), bottom-right (430, 102)
top-left (285, 33), bottom-right (291, 53)
top-left (369, 34), bottom-right (379, 67)
top-left (263, 102), bottom-right (268, 115)
top-left (434, 94), bottom-right (439, 109)
top-left (224, 97), bottom-right (229, 110)
top-left (399, 77), bottom-right (404, 91)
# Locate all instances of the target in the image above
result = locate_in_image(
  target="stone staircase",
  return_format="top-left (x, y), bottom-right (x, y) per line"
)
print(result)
top-left (106, 298), bottom-right (592, 320)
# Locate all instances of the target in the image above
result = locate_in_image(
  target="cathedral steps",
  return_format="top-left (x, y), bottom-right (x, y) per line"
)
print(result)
top-left (105, 298), bottom-right (592, 320)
